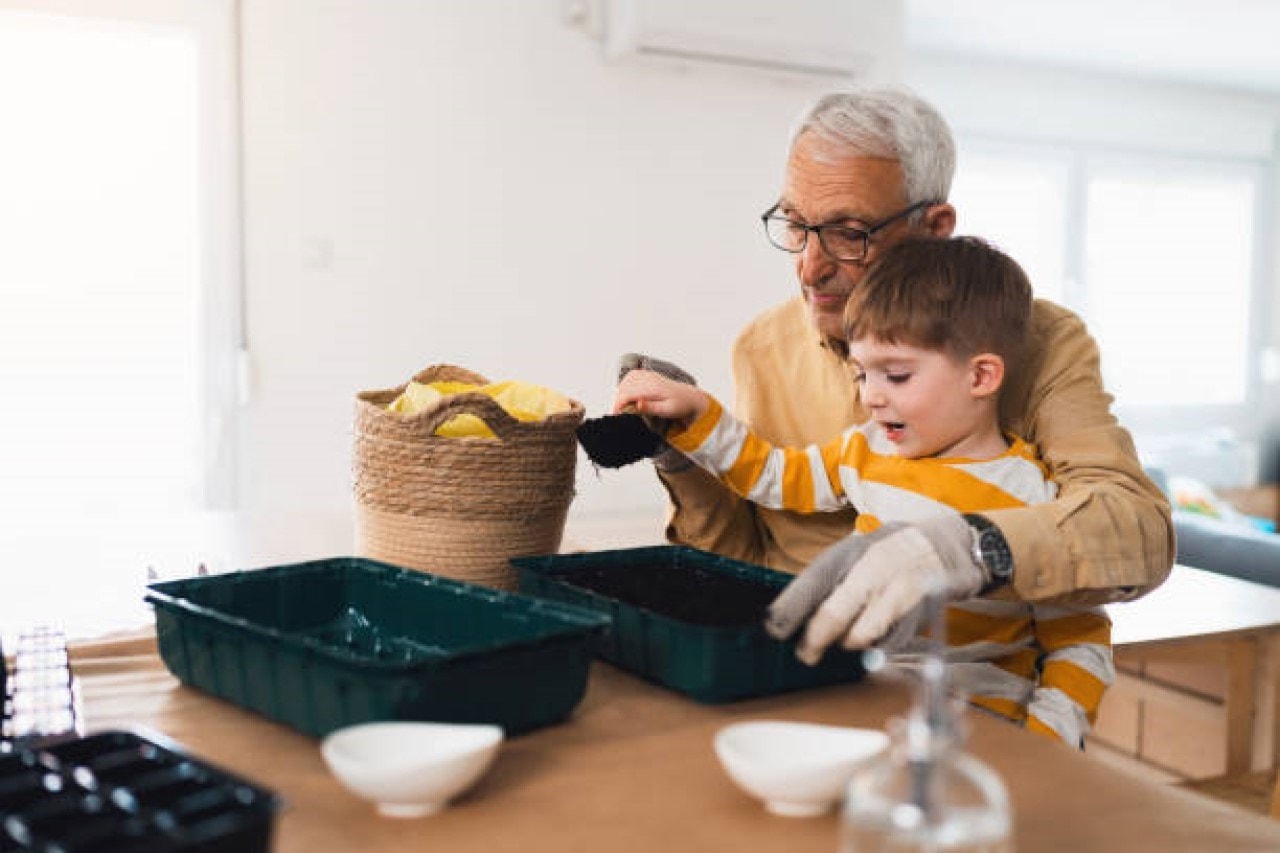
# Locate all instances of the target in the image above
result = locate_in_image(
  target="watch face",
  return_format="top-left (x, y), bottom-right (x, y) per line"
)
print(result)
top-left (980, 528), bottom-right (1013, 579)
top-left (963, 513), bottom-right (1013, 589)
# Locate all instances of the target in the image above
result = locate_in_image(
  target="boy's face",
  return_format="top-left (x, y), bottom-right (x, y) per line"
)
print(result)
top-left (848, 338), bottom-right (1001, 459)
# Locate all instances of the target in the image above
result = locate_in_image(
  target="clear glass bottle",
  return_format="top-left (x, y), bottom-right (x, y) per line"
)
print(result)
top-left (840, 616), bottom-right (1013, 852)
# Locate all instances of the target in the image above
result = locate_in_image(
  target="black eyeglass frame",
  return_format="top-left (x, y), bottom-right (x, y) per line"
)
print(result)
top-left (760, 200), bottom-right (936, 262)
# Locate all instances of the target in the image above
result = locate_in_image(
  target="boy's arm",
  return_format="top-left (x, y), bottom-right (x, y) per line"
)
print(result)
top-left (654, 312), bottom-right (863, 572)
top-left (1023, 605), bottom-right (1115, 747)
top-left (666, 398), bottom-right (851, 513)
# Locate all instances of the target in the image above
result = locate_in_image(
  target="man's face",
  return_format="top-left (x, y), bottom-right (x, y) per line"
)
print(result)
top-left (778, 133), bottom-right (949, 340)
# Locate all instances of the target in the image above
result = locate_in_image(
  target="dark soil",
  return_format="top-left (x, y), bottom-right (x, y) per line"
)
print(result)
top-left (557, 562), bottom-right (778, 627)
top-left (576, 413), bottom-right (663, 468)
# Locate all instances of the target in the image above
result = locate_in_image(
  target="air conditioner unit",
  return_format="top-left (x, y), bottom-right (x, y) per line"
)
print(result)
top-left (573, 0), bottom-right (904, 82)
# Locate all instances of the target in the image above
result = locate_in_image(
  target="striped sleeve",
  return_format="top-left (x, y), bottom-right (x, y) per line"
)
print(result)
top-left (667, 396), bottom-right (850, 513)
top-left (1024, 605), bottom-right (1115, 746)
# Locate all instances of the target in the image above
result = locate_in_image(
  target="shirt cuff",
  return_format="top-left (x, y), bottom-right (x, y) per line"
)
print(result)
top-left (981, 504), bottom-right (1075, 599)
top-left (667, 397), bottom-right (724, 454)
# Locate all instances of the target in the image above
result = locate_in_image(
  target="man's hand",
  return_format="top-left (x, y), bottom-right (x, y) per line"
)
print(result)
top-left (616, 353), bottom-right (698, 473)
top-left (617, 353), bottom-right (696, 387)
top-left (764, 514), bottom-right (985, 665)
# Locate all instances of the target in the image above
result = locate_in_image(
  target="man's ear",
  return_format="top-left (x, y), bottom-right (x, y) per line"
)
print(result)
top-left (922, 203), bottom-right (956, 238)
top-left (970, 353), bottom-right (1005, 398)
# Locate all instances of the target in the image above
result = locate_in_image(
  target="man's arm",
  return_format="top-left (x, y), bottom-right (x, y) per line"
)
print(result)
top-left (652, 317), bottom-right (788, 568)
top-left (656, 297), bottom-right (863, 572)
top-left (985, 301), bottom-right (1174, 604)
top-left (657, 464), bottom-right (772, 566)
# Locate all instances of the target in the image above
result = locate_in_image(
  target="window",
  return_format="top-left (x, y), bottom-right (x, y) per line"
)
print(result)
top-left (950, 139), bottom-right (1269, 480)
top-left (1084, 166), bottom-right (1257, 408)
top-left (0, 1), bottom-right (238, 637)
top-left (0, 11), bottom-right (200, 514)
top-left (951, 148), bottom-right (1072, 304)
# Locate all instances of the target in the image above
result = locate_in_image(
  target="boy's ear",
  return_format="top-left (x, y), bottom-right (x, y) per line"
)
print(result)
top-left (969, 353), bottom-right (1005, 398)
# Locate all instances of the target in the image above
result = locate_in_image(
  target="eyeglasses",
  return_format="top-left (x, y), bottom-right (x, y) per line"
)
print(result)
top-left (760, 200), bottom-right (935, 262)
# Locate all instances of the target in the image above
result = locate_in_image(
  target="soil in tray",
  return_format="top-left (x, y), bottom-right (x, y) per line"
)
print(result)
top-left (557, 562), bottom-right (778, 627)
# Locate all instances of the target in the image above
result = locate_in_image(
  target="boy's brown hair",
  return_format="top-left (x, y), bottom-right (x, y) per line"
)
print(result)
top-left (843, 235), bottom-right (1033, 366)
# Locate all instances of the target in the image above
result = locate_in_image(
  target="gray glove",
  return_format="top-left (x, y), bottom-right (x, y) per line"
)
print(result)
top-left (616, 352), bottom-right (697, 473)
top-left (764, 515), bottom-right (986, 665)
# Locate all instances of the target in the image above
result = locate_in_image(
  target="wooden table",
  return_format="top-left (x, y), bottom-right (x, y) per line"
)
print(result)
top-left (73, 634), bottom-right (1280, 852)
top-left (1101, 565), bottom-right (1280, 776)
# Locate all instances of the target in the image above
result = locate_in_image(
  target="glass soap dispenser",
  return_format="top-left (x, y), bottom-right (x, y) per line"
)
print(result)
top-left (840, 598), bottom-right (1013, 853)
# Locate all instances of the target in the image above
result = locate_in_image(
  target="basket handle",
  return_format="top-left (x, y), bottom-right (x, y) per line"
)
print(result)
top-left (415, 391), bottom-right (526, 440)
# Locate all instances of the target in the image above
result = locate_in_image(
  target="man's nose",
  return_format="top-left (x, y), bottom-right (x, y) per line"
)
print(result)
top-left (796, 233), bottom-right (836, 287)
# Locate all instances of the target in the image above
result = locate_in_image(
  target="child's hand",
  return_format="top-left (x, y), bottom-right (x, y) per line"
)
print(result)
top-left (612, 369), bottom-right (708, 429)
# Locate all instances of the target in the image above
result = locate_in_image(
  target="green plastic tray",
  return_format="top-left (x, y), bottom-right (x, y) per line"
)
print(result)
top-left (145, 557), bottom-right (610, 737)
top-left (512, 546), bottom-right (865, 703)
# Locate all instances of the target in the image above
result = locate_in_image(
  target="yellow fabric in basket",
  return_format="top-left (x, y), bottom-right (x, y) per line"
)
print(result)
top-left (387, 379), bottom-right (573, 438)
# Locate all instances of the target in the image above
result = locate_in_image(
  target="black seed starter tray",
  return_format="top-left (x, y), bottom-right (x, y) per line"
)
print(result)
top-left (146, 557), bottom-right (610, 738)
top-left (0, 728), bottom-right (280, 852)
top-left (512, 546), bottom-right (865, 703)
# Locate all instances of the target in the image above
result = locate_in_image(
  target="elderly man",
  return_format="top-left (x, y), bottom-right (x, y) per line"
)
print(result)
top-left (630, 86), bottom-right (1173, 663)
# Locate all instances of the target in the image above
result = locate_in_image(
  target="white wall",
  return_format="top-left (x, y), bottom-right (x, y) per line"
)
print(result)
top-left (236, 0), bottom-right (843, 524)
top-left (235, 3), bottom-right (1280, 527)
top-left (909, 53), bottom-right (1280, 160)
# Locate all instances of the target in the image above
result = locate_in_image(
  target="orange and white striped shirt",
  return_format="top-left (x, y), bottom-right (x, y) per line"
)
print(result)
top-left (668, 396), bottom-right (1114, 747)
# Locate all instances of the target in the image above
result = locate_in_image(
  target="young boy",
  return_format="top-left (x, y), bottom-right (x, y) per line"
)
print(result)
top-left (614, 236), bottom-right (1113, 747)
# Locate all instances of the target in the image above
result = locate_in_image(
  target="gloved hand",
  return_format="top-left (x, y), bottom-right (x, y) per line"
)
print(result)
top-left (764, 514), bottom-right (986, 665)
top-left (616, 352), bottom-right (697, 473)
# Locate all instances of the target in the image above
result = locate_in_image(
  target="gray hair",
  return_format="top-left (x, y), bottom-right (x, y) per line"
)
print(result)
top-left (791, 86), bottom-right (956, 207)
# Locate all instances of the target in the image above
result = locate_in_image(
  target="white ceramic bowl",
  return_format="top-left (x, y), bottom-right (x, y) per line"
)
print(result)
top-left (713, 720), bottom-right (889, 817)
top-left (321, 721), bottom-right (504, 818)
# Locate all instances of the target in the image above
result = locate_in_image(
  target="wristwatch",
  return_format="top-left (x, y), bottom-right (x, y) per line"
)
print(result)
top-left (963, 513), bottom-right (1014, 594)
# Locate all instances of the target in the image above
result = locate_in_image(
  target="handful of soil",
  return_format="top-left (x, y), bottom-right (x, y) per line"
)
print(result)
top-left (576, 412), bottom-right (663, 469)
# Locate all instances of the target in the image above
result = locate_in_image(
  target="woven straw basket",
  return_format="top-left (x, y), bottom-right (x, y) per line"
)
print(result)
top-left (353, 365), bottom-right (584, 589)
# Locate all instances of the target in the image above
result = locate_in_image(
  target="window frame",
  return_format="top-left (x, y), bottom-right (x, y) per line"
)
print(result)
top-left (954, 133), bottom-right (1273, 451)
top-left (0, 0), bottom-right (242, 508)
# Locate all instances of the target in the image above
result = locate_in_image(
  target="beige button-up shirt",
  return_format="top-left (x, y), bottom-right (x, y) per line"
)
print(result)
top-left (658, 295), bottom-right (1173, 604)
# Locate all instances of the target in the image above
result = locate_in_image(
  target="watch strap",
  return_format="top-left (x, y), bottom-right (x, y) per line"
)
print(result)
top-left (963, 513), bottom-right (1014, 594)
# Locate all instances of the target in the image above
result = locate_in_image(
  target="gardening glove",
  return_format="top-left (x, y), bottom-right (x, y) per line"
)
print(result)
top-left (764, 514), bottom-right (986, 665)
top-left (616, 352), bottom-right (697, 473)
